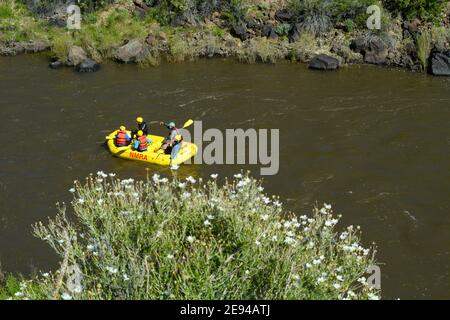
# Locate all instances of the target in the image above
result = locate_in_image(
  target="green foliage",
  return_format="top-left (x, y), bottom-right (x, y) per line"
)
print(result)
top-left (288, 0), bottom-right (379, 34)
top-left (8, 172), bottom-right (381, 300)
top-left (0, 273), bottom-right (21, 299)
top-left (383, 0), bottom-right (446, 22)
top-left (431, 26), bottom-right (450, 48)
top-left (275, 23), bottom-right (291, 37)
top-left (416, 30), bottom-right (431, 71)
top-left (343, 19), bottom-right (354, 32)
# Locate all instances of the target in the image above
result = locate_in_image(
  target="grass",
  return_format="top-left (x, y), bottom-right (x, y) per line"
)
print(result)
top-left (416, 30), bottom-right (432, 71)
top-left (0, 0), bottom-right (49, 43)
top-left (2, 172), bottom-right (380, 300)
top-left (237, 37), bottom-right (286, 63)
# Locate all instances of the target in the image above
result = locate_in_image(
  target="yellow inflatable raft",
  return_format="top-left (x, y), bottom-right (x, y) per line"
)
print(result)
top-left (105, 130), bottom-right (198, 166)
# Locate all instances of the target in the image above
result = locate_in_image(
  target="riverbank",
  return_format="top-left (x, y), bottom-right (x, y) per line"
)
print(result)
top-left (1, 0), bottom-right (449, 74)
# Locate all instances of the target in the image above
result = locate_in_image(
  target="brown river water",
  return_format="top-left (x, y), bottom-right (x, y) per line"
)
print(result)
top-left (0, 54), bottom-right (449, 299)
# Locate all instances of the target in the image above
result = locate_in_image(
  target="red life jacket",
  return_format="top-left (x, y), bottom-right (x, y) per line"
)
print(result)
top-left (137, 136), bottom-right (148, 150)
top-left (116, 130), bottom-right (128, 146)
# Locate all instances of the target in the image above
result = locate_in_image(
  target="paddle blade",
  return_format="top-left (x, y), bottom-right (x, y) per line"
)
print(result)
top-left (182, 119), bottom-right (194, 129)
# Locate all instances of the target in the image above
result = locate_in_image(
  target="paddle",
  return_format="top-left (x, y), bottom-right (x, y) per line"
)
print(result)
top-left (182, 119), bottom-right (194, 129)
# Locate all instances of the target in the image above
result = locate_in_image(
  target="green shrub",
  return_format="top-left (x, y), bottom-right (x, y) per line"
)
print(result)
top-left (431, 26), bottom-right (450, 48)
top-left (275, 23), bottom-right (291, 37)
top-left (343, 19), bottom-right (354, 32)
top-left (8, 172), bottom-right (380, 300)
top-left (0, 273), bottom-right (21, 299)
top-left (416, 30), bottom-right (431, 71)
top-left (383, 0), bottom-right (446, 22)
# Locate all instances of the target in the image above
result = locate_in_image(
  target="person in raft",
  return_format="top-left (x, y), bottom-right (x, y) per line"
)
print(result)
top-left (132, 116), bottom-right (149, 138)
top-left (159, 121), bottom-right (182, 160)
top-left (115, 126), bottom-right (131, 147)
top-left (133, 130), bottom-right (152, 152)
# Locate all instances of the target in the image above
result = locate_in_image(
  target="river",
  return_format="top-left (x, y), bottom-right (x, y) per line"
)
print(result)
top-left (0, 54), bottom-right (449, 299)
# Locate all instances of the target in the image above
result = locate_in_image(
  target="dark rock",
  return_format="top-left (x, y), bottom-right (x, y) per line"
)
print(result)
top-left (288, 23), bottom-right (302, 43)
top-left (351, 36), bottom-right (389, 65)
top-left (75, 59), bottom-right (100, 73)
top-left (405, 41), bottom-right (417, 60)
top-left (364, 37), bottom-right (388, 65)
top-left (428, 49), bottom-right (450, 76)
top-left (230, 23), bottom-right (248, 41)
top-left (113, 39), bottom-right (145, 63)
top-left (350, 37), bottom-right (367, 54)
top-left (262, 24), bottom-right (277, 39)
top-left (275, 9), bottom-right (293, 22)
top-left (309, 54), bottom-right (339, 70)
top-left (49, 61), bottom-right (64, 69)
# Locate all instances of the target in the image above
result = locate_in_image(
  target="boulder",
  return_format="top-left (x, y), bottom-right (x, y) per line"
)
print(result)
top-left (350, 36), bottom-right (367, 53)
top-left (308, 54), bottom-right (339, 70)
top-left (428, 49), bottom-right (450, 76)
top-left (275, 9), bottom-right (293, 22)
top-left (262, 24), bottom-right (277, 39)
top-left (230, 23), bottom-right (249, 41)
top-left (364, 37), bottom-right (388, 65)
top-left (113, 39), bottom-right (145, 63)
top-left (288, 23), bottom-right (302, 43)
top-left (75, 59), bottom-right (100, 73)
top-left (351, 36), bottom-right (388, 65)
top-left (67, 46), bottom-right (87, 66)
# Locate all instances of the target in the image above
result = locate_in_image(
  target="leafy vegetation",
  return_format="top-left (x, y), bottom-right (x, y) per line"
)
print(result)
top-left (383, 0), bottom-right (446, 23)
top-left (416, 30), bottom-right (431, 71)
top-left (3, 172), bottom-right (380, 300)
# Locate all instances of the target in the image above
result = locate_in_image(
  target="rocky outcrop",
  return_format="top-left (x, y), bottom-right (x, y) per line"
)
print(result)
top-left (309, 54), bottom-right (339, 70)
top-left (113, 39), bottom-right (145, 63)
top-left (230, 23), bottom-right (249, 41)
top-left (350, 35), bottom-right (389, 65)
top-left (67, 46), bottom-right (87, 66)
top-left (428, 49), bottom-right (450, 76)
top-left (0, 40), bottom-right (50, 55)
top-left (75, 59), bottom-right (100, 73)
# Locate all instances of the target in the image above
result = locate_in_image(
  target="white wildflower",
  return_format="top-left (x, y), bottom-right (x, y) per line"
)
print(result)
top-left (152, 174), bottom-right (160, 183)
top-left (69, 188), bottom-right (75, 193)
top-left (181, 192), bottom-right (191, 199)
top-left (61, 293), bottom-right (73, 300)
top-left (186, 176), bottom-right (196, 184)
top-left (178, 182), bottom-right (186, 189)
top-left (123, 274), bottom-right (130, 281)
top-left (261, 214), bottom-right (269, 221)
top-left (106, 266), bottom-right (118, 274)
top-left (77, 198), bottom-right (85, 204)
top-left (210, 174), bottom-right (218, 179)
top-left (186, 236), bottom-right (195, 243)
top-left (333, 283), bottom-right (341, 289)
top-left (368, 293), bottom-right (380, 300)
top-left (255, 240), bottom-right (261, 246)
top-left (234, 173), bottom-right (243, 179)
top-left (204, 220), bottom-right (211, 227)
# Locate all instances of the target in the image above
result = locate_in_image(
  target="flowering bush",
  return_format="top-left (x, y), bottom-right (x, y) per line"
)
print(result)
top-left (10, 172), bottom-right (379, 300)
